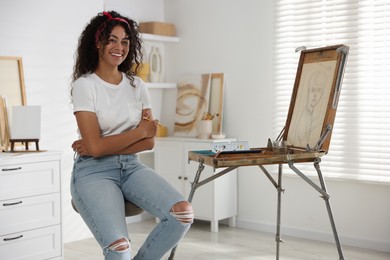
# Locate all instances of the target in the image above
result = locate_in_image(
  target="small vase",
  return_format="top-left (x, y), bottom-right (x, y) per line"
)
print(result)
top-left (149, 47), bottom-right (161, 83)
top-left (197, 120), bottom-right (212, 139)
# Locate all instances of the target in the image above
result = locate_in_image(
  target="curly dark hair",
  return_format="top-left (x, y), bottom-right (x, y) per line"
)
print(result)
top-left (71, 11), bottom-right (143, 87)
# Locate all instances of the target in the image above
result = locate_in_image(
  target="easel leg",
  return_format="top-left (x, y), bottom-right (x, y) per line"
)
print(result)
top-left (168, 159), bottom-right (205, 260)
top-left (258, 164), bottom-right (284, 260)
top-left (314, 159), bottom-right (345, 260)
top-left (275, 164), bottom-right (284, 260)
top-left (289, 159), bottom-right (346, 260)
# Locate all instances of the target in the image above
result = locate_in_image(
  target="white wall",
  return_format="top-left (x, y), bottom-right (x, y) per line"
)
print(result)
top-left (162, 0), bottom-right (274, 144)
top-left (1, 0), bottom-right (389, 252)
top-left (164, 0), bottom-right (390, 253)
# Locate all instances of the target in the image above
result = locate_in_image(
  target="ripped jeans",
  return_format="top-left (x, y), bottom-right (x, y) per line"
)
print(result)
top-left (71, 154), bottom-right (192, 260)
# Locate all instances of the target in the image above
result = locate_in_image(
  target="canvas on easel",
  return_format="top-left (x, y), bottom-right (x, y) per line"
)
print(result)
top-left (284, 45), bottom-right (349, 152)
top-left (9, 106), bottom-right (41, 151)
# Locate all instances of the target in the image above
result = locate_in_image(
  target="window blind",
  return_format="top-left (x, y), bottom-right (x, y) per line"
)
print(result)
top-left (273, 0), bottom-right (390, 181)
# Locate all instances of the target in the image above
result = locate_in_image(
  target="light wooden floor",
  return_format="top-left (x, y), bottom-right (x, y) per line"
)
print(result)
top-left (65, 219), bottom-right (390, 260)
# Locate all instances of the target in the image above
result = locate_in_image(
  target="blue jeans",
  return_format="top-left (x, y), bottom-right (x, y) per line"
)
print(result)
top-left (71, 154), bottom-right (191, 260)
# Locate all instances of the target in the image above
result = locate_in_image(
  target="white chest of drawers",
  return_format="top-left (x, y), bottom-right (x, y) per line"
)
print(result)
top-left (0, 151), bottom-right (62, 260)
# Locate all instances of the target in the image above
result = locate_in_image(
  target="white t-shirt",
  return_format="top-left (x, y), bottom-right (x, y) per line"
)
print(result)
top-left (72, 73), bottom-right (151, 137)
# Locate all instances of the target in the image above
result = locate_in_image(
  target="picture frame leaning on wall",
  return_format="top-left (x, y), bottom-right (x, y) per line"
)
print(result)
top-left (0, 56), bottom-right (27, 151)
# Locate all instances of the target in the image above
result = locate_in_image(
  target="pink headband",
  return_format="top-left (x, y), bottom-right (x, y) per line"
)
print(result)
top-left (102, 11), bottom-right (130, 27)
top-left (95, 12), bottom-right (130, 43)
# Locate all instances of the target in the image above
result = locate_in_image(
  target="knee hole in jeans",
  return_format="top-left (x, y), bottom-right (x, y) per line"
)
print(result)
top-left (106, 237), bottom-right (130, 253)
top-left (170, 201), bottom-right (194, 224)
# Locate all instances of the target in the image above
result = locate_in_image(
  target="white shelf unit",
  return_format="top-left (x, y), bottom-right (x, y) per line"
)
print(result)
top-left (141, 33), bottom-right (179, 43)
top-left (141, 33), bottom-right (179, 120)
top-left (145, 82), bottom-right (176, 89)
top-left (141, 33), bottom-right (178, 89)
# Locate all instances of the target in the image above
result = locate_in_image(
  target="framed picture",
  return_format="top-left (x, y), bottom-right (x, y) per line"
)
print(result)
top-left (284, 45), bottom-right (349, 151)
top-left (0, 96), bottom-right (10, 151)
top-left (209, 73), bottom-right (224, 135)
top-left (0, 56), bottom-right (27, 114)
top-left (174, 74), bottom-right (211, 137)
top-left (0, 56), bottom-right (27, 151)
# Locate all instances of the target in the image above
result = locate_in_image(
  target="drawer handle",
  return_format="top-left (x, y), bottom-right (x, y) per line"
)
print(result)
top-left (3, 235), bottom-right (23, 241)
top-left (2, 167), bottom-right (22, 172)
top-left (3, 201), bottom-right (23, 206)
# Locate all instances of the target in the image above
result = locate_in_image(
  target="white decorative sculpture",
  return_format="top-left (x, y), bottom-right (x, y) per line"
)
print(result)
top-left (149, 47), bottom-right (162, 82)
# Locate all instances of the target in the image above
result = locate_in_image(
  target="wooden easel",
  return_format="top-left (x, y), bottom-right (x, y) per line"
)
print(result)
top-left (169, 45), bottom-right (349, 260)
top-left (9, 138), bottom-right (39, 152)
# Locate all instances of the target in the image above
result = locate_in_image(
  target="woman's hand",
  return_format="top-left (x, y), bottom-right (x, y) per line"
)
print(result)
top-left (142, 108), bottom-right (152, 120)
top-left (138, 118), bottom-right (158, 138)
top-left (72, 139), bottom-right (89, 156)
top-left (73, 110), bottom-right (157, 158)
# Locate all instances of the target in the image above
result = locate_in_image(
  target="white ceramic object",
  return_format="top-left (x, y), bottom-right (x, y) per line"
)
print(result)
top-left (211, 133), bottom-right (226, 139)
top-left (149, 47), bottom-right (162, 82)
top-left (197, 120), bottom-right (212, 139)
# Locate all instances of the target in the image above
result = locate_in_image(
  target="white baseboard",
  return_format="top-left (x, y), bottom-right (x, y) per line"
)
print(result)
top-left (236, 218), bottom-right (390, 253)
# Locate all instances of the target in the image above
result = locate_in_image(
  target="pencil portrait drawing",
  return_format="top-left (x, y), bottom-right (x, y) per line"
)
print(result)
top-left (287, 60), bottom-right (337, 148)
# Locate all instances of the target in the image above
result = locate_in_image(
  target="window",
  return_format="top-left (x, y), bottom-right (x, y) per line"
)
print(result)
top-left (273, 0), bottom-right (390, 182)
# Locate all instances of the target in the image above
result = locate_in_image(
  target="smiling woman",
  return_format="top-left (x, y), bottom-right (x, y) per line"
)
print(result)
top-left (96, 25), bottom-right (131, 83)
top-left (71, 11), bottom-right (142, 86)
top-left (69, 11), bottom-right (193, 260)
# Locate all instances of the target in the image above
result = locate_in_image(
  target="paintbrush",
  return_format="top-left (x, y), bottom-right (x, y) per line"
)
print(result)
top-left (143, 117), bottom-right (163, 127)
